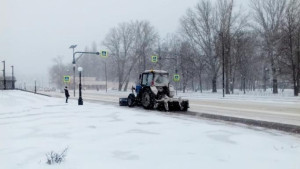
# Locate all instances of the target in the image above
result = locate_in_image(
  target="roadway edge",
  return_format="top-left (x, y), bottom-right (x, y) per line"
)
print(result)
top-left (185, 111), bottom-right (300, 134)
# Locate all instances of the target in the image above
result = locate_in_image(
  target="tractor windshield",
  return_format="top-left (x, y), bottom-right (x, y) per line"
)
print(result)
top-left (154, 73), bottom-right (169, 86)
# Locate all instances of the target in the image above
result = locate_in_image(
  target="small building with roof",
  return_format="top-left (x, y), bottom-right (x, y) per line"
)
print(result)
top-left (0, 76), bottom-right (16, 90)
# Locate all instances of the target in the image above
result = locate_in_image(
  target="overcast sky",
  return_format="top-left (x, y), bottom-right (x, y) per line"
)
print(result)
top-left (0, 0), bottom-right (249, 86)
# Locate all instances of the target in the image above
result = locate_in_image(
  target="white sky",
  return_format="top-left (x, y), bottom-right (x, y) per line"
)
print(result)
top-left (0, 0), bottom-right (249, 85)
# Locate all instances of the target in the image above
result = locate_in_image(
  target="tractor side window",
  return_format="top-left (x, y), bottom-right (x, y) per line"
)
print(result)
top-left (147, 73), bottom-right (153, 86)
top-left (154, 73), bottom-right (169, 86)
top-left (142, 74), bottom-right (147, 86)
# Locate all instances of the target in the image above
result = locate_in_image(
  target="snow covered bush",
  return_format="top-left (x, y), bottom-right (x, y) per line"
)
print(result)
top-left (46, 148), bottom-right (68, 165)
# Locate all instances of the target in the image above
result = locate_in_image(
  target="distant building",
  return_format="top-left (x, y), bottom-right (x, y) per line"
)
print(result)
top-left (76, 77), bottom-right (106, 90)
top-left (0, 76), bottom-right (16, 90)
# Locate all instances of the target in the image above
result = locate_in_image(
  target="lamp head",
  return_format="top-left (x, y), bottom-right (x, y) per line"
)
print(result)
top-left (69, 45), bottom-right (77, 49)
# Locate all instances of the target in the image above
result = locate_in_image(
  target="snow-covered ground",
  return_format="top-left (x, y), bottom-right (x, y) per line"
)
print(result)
top-left (0, 90), bottom-right (300, 169)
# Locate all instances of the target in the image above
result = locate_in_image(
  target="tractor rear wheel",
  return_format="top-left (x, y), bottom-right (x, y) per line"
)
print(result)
top-left (141, 89), bottom-right (155, 109)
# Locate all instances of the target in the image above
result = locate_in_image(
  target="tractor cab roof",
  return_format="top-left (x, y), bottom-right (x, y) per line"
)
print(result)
top-left (144, 70), bottom-right (168, 74)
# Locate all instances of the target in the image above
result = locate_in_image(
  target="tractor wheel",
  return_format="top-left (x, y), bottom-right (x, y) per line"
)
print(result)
top-left (141, 89), bottom-right (155, 109)
top-left (181, 101), bottom-right (189, 111)
top-left (127, 94), bottom-right (136, 107)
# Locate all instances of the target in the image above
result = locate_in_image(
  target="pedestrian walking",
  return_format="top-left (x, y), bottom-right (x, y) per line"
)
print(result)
top-left (64, 86), bottom-right (70, 103)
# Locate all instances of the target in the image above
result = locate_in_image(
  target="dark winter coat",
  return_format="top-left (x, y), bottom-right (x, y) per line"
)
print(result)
top-left (64, 88), bottom-right (70, 97)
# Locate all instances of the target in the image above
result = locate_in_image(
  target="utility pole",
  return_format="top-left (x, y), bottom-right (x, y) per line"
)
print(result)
top-left (70, 45), bottom-right (77, 97)
top-left (243, 75), bottom-right (246, 94)
top-left (221, 32), bottom-right (225, 97)
top-left (78, 67), bottom-right (83, 105)
top-left (143, 52), bottom-right (146, 71)
top-left (264, 68), bottom-right (269, 92)
top-left (2, 61), bottom-right (6, 90)
top-left (11, 65), bottom-right (14, 89)
top-left (35, 80), bottom-right (37, 94)
top-left (105, 62), bottom-right (107, 93)
top-left (175, 69), bottom-right (178, 96)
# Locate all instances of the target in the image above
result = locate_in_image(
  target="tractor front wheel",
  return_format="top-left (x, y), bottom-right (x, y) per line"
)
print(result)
top-left (141, 89), bottom-right (155, 109)
top-left (127, 94), bottom-right (136, 107)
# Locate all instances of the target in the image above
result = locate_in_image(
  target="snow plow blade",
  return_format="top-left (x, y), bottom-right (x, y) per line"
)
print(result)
top-left (119, 98), bottom-right (128, 106)
top-left (155, 98), bottom-right (189, 111)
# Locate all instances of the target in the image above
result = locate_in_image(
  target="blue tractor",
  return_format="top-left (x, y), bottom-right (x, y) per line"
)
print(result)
top-left (120, 70), bottom-right (189, 111)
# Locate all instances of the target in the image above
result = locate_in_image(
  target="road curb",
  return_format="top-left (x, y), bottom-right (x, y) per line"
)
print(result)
top-left (186, 111), bottom-right (300, 134)
top-left (16, 89), bottom-right (52, 97)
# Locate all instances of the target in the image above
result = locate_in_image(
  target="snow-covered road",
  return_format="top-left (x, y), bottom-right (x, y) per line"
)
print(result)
top-left (1, 90), bottom-right (300, 169)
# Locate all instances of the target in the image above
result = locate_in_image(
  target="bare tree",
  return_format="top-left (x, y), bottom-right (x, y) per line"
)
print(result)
top-left (232, 31), bottom-right (260, 93)
top-left (181, 0), bottom-right (221, 92)
top-left (178, 41), bottom-right (196, 93)
top-left (103, 21), bottom-right (157, 91)
top-left (251, 0), bottom-right (286, 94)
top-left (103, 22), bottom-right (135, 91)
top-left (218, 0), bottom-right (250, 94)
top-left (218, 0), bottom-right (235, 94)
top-left (124, 21), bottom-right (158, 91)
top-left (192, 47), bottom-right (206, 93)
top-left (278, 0), bottom-right (300, 96)
top-left (134, 21), bottom-right (158, 73)
top-left (49, 56), bottom-right (68, 89)
top-left (181, 0), bottom-right (248, 93)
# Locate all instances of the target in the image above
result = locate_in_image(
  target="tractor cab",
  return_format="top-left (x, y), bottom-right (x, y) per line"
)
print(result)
top-left (140, 70), bottom-right (169, 87)
top-left (135, 70), bottom-right (169, 96)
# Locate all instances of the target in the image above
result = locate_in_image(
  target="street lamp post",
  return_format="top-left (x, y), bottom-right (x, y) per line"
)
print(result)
top-left (70, 45), bottom-right (101, 97)
top-left (2, 61), bottom-right (6, 90)
top-left (78, 67), bottom-right (83, 105)
top-left (221, 32), bottom-right (225, 98)
top-left (243, 75), bottom-right (246, 94)
top-left (72, 51), bottom-right (100, 93)
top-left (264, 68), bottom-right (269, 92)
top-left (11, 65), bottom-right (14, 89)
top-left (35, 80), bottom-right (37, 94)
top-left (175, 68), bottom-right (178, 96)
top-left (70, 45), bottom-right (77, 97)
top-left (105, 61), bottom-right (107, 93)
